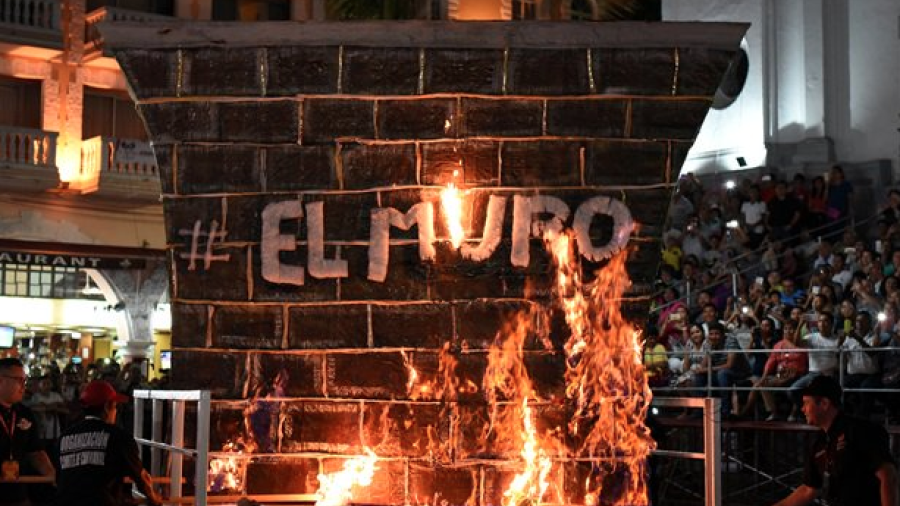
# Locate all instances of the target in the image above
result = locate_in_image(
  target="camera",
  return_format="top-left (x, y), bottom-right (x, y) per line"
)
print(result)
top-left (726, 220), bottom-right (740, 229)
top-left (741, 306), bottom-right (751, 315)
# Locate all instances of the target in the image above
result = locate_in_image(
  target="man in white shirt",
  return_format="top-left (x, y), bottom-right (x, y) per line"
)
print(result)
top-left (839, 311), bottom-right (884, 417)
top-left (811, 240), bottom-right (835, 270)
top-left (740, 185), bottom-right (767, 248)
top-left (789, 311), bottom-right (840, 422)
top-left (830, 253), bottom-right (853, 293)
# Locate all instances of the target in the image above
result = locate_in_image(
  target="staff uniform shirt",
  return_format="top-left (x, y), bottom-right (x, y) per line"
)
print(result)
top-left (0, 403), bottom-right (42, 504)
top-left (55, 417), bottom-right (145, 506)
top-left (803, 414), bottom-right (894, 506)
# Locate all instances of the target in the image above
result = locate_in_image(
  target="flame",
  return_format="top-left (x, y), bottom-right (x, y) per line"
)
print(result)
top-left (550, 229), bottom-right (654, 505)
top-left (502, 398), bottom-right (553, 506)
top-left (482, 309), bottom-right (555, 506)
top-left (441, 169), bottom-right (466, 249)
top-left (314, 449), bottom-right (379, 506)
top-left (479, 227), bottom-right (653, 505)
top-left (208, 441), bottom-right (246, 493)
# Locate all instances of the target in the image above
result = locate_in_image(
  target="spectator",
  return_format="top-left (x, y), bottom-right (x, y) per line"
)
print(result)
top-left (839, 311), bottom-right (884, 418)
top-left (790, 311), bottom-right (840, 422)
top-left (743, 320), bottom-right (807, 421)
top-left (825, 165), bottom-right (854, 227)
top-left (806, 176), bottom-right (828, 230)
top-left (740, 184), bottom-right (767, 249)
top-left (698, 303), bottom-right (724, 337)
top-left (659, 305), bottom-right (689, 374)
top-left (767, 181), bottom-right (803, 243)
top-left (830, 252), bottom-right (853, 293)
top-left (835, 298), bottom-right (857, 336)
top-left (674, 324), bottom-right (707, 389)
top-left (779, 277), bottom-right (806, 307)
top-left (811, 240), bottom-right (835, 269)
top-left (692, 322), bottom-right (751, 417)
top-left (643, 331), bottom-right (670, 387)
top-left (24, 375), bottom-right (67, 460)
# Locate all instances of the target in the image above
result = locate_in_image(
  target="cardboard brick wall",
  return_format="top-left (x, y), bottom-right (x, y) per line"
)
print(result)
top-left (105, 21), bottom-right (746, 503)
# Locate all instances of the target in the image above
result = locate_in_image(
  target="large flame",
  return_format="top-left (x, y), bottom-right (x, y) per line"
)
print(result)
top-left (315, 449), bottom-right (379, 506)
top-left (550, 230), bottom-right (654, 505)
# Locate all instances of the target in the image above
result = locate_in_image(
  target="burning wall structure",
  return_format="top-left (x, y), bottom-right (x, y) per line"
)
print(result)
top-left (104, 21), bottom-right (747, 505)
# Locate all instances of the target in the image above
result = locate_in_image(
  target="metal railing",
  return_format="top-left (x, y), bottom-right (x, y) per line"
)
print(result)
top-left (651, 396), bottom-right (722, 506)
top-left (133, 389), bottom-right (211, 506)
top-left (651, 346), bottom-right (900, 403)
top-left (0, 125), bottom-right (58, 168)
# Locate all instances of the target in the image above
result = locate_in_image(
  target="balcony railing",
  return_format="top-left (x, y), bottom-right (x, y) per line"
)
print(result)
top-left (81, 135), bottom-right (160, 199)
top-left (0, 0), bottom-right (62, 47)
top-left (0, 125), bottom-right (57, 168)
top-left (0, 125), bottom-right (60, 192)
top-left (84, 6), bottom-right (172, 56)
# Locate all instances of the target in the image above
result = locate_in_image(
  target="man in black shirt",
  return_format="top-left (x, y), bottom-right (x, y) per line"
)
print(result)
top-left (772, 375), bottom-right (898, 506)
top-left (55, 380), bottom-right (162, 506)
top-left (767, 180), bottom-right (803, 242)
top-left (0, 358), bottom-right (55, 506)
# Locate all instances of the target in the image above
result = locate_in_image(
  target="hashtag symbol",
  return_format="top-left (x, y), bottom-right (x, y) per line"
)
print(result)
top-left (178, 220), bottom-right (231, 271)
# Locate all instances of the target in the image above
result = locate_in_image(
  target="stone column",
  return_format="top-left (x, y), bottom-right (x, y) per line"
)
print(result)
top-left (99, 261), bottom-right (169, 360)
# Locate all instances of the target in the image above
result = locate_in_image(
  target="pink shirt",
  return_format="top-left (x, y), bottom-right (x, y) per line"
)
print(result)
top-left (763, 340), bottom-right (808, 377)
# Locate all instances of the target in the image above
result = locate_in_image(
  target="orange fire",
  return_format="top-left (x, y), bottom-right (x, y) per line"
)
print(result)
top-left (296, 181), bottom-right (651, 505)
top-left (314, 449), bottom-right (379, 506)
top-left (440, 169), bottom-right (466, 249)
top-left (549, 230), bottom-right (654, 505)
top-left (208, 441), bottom-right (247, 493)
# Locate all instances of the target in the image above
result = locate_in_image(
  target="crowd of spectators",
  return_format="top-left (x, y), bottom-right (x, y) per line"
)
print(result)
top-left (16, 359), bottom-right (164, 460)
top-left (644, 165), bottom-right (900, 424)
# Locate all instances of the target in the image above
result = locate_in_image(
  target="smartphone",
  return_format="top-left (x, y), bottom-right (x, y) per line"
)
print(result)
top-left (755, 276), bottom-right (764, 286)
top-left (812, 286), bottom-right (821, 295)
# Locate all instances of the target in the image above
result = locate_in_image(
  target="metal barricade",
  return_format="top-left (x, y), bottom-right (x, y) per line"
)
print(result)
top-left (651, 396), bottom-right (722, 506)
top-left (133, 389), bottom-right (211, 506)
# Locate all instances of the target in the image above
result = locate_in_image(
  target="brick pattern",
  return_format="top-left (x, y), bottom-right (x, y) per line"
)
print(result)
top-left (114, 24), bottom-right (738, 505)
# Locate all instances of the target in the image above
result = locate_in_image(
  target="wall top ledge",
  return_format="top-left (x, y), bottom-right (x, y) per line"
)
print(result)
top-left (100, 20), bottom-right (749, 51)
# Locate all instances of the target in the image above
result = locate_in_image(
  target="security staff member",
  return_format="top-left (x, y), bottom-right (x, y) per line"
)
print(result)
top-left (772, 375), bottom-right (899, 506)
top-left (55, 380), bottom-right (162, 506)
top-left (0, 358), bottom-right (55, 506)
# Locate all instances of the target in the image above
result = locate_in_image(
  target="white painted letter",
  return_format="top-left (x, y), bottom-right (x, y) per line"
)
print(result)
top-left (573, 196), bottom-right (634, 261)
top-left (368, 202), bottom-right (436, 282)
top-left (510, 195), bottom-right (571, 268)
top-left (460, 195), bottom-right (507, 262)
top-left (261, 200), bottom-right (305, 285)
top-left (305, 201), bottom-right (348, 279)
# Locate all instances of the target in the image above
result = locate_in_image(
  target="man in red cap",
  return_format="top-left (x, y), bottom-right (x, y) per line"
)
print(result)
top-left (772, 375), bottom-right (898, 506)
top-left (55, 380), bottom-right (162, 506)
